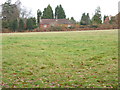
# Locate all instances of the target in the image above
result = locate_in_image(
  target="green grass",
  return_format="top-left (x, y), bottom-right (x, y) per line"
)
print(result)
top-left (2, 30), bottom-right (118, 88)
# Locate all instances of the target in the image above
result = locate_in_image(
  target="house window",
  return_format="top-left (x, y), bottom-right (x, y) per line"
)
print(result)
top-left (44, 25), bottom-right (47, 28)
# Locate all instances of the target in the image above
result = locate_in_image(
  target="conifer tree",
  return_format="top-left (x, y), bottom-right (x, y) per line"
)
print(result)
top-left (70, 17), bottom-right (76, 22)
top-left (92, 7), bottom-right (102, 24)
top-left (80, 13), bottom-right (91, 25)
top-left (42, 4), bottom-right (54, 19)
top-left (55, 5), bottom-right (66, 19)
top-left (86, 13), bottom-right (91, 25)
top-left (19, 18), bottom-right (24, 31)
top-left (26, 17), bottom-right (36, 30)
top-left (10, 19), bottom-right (18, 32)
top-left (37, 9), bottom-right (42, 24)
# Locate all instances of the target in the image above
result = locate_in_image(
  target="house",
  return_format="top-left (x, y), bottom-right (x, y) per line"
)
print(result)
top-left (104, 16), bottom-right (111, 24)
top-left (104, 17), bottom-right (109, 24)
top-left (104, 16), bottom-right (117, 25)
top-left (39, 19), bottom-right (75, 29)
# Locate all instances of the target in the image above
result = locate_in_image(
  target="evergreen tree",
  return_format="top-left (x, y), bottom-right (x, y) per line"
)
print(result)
top-left (55, 5), bottom-right (59, 18)
top-left (26, 17), bottom-right (36, 30)
top-left (70, 17), bottom-right (74, 21)
top-left (55, 5), bottom-right (66, 19)
top-left (92, 7), bottom-right (102, 24)
top-left (19, 18), bottom-right (24, 31)
top-left (10, 19), bottom-right (18, 32)
top-left (37, 9), bottom-right (42, 24)
top-left (42, 4), bottom-right (54, 19)
top-left (31, 17), bottom-right (37, 28)
top-left (86, 13), bottom-right (91, 25)
top-left (26, 18), bottom-right (33, 30)
top-left (70, 17), bottom-right (76, 22)
top-left (42, 8), bottom-right (47, 19)
top-left (80, 13), bottom-right (91, 25)
top-left (59, 5), bottom-right (66, 19)
top-left (80, 13), bottom-right (86, 25)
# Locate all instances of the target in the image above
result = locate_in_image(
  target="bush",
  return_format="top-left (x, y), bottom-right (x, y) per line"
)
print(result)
top-left (2, 28), bottom-right (11, 33)
top-left (68, 26), bottom-right (75, 29)
top-left (89, 25), bottom-right (98, 28)
top-left (79, 25), bottom-right (88, 28)
top-left (49, 26), bottom-right (62, 31)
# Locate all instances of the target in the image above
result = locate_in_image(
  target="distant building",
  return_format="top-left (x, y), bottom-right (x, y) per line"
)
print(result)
top-left (39, 19), bottom-right (75, 29)
top-left (104, 16), bottom-right (116, 24)
top-left (104, 16), bottom-right (111, 24)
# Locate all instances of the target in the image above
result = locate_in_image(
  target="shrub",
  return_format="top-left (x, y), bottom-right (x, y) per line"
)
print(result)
top-left (49, 26), bottom-right (62, 31)
top-left (68, 26), bottom-right (75, 29)
top-left (89, 25), bottom-right (98, 28)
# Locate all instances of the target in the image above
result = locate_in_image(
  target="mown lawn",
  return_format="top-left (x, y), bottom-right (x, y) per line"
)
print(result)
top-left (2, 30), bottom-right (118, 88)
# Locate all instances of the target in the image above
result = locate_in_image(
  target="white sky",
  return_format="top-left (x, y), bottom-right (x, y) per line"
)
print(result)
top-left (0, 0), bottom-right (119, 21)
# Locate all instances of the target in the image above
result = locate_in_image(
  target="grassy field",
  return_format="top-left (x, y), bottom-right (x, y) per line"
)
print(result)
top-left (2, 30), bottom-right (118, 88)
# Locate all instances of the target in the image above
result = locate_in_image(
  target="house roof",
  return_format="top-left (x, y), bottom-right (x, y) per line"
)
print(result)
top-left (40, 19), bottom-right (75, 25)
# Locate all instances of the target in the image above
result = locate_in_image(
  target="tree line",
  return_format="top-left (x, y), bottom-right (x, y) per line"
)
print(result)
top-left (1, 0), bottom-right (117, 32)
top-left (2, 0), bottom-right (67, 32)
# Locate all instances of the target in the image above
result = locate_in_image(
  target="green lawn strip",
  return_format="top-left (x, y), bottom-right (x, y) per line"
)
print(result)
top-left (2, 30), bottom-right (118, 88)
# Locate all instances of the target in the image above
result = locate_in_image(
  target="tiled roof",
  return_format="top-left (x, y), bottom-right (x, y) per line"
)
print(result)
top-left (40, 19), bottom-right (75, 25)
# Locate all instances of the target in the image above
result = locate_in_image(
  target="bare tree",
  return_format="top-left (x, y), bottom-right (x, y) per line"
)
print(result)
top-left (20, 6), bottom-right (32, 19)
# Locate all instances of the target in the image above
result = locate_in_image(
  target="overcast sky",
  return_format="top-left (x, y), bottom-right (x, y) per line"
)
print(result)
top-left (0, 0), bottom-right (119, 21)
